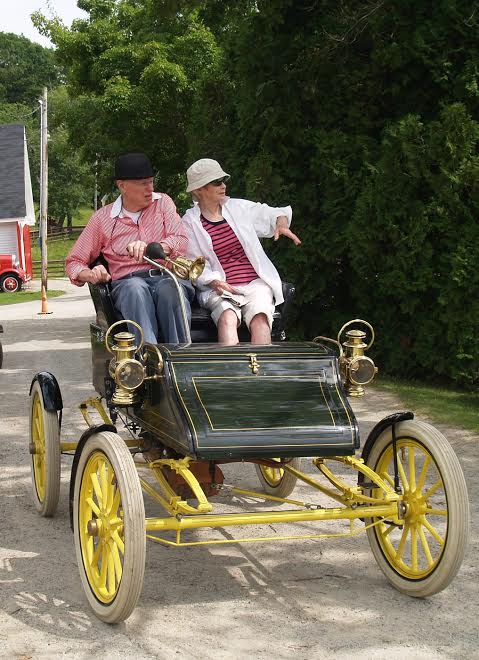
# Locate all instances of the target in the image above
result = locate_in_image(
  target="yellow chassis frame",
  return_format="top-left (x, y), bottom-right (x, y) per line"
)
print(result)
top-left (67, 398), bottom-right (403, 548)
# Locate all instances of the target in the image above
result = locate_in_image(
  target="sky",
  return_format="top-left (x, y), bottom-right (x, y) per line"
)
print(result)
top-left (1, 0), bottom-right (87, 48)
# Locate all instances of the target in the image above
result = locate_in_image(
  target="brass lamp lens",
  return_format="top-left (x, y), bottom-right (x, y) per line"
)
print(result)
top-left (349, 356), bottom-right (376, 385)
top-left (115, 359), bottom-right (145, 391)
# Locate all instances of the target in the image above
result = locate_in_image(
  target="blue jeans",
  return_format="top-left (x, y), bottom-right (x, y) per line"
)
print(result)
top-left (110, 274), bottom-right (194, 344)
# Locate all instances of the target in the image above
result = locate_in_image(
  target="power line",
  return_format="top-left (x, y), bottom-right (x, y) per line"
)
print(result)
top-left (6, 106), bottom-right (40, 121)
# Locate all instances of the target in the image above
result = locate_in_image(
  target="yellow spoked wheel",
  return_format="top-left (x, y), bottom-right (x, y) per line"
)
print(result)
top-left (73, 431), bottom-right (145, 623)
top-left (366, 420), bottom-right (469, 597)
top-left (255, 458), bottom-right (302, 498)
top-left (29, 381), bottom-right (60, 516)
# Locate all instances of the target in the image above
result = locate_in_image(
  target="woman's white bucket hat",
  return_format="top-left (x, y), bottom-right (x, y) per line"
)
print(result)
top-left (186, 158), bottom-right (230, 192)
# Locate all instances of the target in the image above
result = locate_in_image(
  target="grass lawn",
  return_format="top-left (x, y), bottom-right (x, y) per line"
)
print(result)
top-left (0, 290), bottom-right (64, 305)
top-left (75, 205), bottom-right (94, 226)
top-left (31, 205), bottom-right (92, 262)
top-left (31, 238), bottom-right (77, 262)
top-left (376, 378), bottom-right (479, 435)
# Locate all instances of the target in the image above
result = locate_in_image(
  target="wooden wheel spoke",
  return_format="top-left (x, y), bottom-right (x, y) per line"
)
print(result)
top-left (411, 526), bottom-right (418, 571)
top-left (34, 416), bottom-right (42, 439)
top-left (111, 529), bottom-right (125, 555)
top-left (90, 472), bottom-right (103, 505)
top-left (381, 523), bottom-right (395, 538)
top-left (91, 540), bottom-right (103, 569)
top-left (109, 539), bottom-right (123, 583)
top-left (396, 453), bottom-right (409, 491)
top-left (380, 471), bottom-right (395, 487)
top-left (107, 549), bottom-right (116, 594)
top-left (408, 446), bottom-right (416, 492)
top-left (100, 461), bottom-right (109, 504)
top-left (110, 488), bottom-right (121, 517)
top-left (99, 546), bottom-right (109, 588)
top-left (395, 522), bottom-right (410, 562)
top-left (422, 517), bottom-right (445, 545)
top-left (424, 507), bottom-right (447, 516)
top-left (86, 497), bottom-right (101, 517)
top-left (418, 524), bottom-right (434, 567)
top-left (423, 478), bottom-right (443, 501)
top-left (416, 454), bottom-right (431, 492)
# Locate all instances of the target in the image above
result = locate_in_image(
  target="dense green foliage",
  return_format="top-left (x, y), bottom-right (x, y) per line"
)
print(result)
top-left (0, 32), bottom-right (92, 224)
top-left (0, 32), bottom-right (58, 104)
top-left (33, 0), bottom-right (479, 386)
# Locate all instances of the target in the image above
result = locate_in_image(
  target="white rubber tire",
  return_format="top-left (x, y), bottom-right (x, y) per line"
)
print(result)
top-left (255, 458), bottom-right (302, 498)
top-left (73, 431), bottom-right (146, 623)
top-left (365, 420), bottom-right (469, 597)
top-left (29, 380), bottom-right (61, 517)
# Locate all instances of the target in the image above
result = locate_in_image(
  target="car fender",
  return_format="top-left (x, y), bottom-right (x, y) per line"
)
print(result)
top-left (30, 371), bottom-right (63, 411)
top-left (359, 410), bottom-right (414, 484)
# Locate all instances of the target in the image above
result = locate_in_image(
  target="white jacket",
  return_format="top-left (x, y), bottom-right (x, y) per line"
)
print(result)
top-left (182, 197), bottom-right (292, 307)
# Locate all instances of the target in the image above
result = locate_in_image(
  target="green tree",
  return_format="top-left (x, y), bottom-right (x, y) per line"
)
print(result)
top-left (33, 0), bottom-right (222, 199)
top-left (47, 87), bottom-right (93, 230)
top-left (188, 0), bottom-right (479, 385)
top-left (0, 32), bottom-right (59, 104)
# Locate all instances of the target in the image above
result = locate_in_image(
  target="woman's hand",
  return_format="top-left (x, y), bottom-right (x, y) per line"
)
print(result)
top-left (210, 279), bottom-right (238, 295)
top-left (274, 216), bottom-right (301, 245)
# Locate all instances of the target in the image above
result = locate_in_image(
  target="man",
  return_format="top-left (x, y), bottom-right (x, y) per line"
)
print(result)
top-left (66, 152), bottom-right (194, 343)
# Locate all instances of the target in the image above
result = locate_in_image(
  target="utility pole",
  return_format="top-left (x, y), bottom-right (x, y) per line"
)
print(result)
top-left (94, 157), bottom-right (98, 211)
top-left (39, 86), bottom-right (51, 315)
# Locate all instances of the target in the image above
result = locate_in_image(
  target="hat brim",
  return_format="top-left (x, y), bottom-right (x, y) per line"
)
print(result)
top-left (186, 172), bottom-right (230, 193)
top-left (114, 172), bottom-right (156, 181)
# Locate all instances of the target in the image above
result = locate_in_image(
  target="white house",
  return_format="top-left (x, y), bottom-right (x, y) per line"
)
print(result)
top-left (0, 123), bottom-right (35, 281)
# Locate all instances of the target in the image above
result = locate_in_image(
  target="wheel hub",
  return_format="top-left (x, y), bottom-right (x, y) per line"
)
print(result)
top-left (403, 490), bottom-right (427, 524)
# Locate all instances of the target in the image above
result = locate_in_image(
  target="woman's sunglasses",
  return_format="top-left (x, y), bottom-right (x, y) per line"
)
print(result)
top-left (209, 176), bottom-right (230, 186)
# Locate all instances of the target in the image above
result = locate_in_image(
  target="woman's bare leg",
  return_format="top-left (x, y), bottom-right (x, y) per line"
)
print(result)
top-left (249, 313), bottom-right (271, 344)
top-left (217, 309), bottom-right (239, 345)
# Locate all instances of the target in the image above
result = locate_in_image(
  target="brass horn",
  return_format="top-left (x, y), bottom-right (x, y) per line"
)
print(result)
top-left (165, 255), bottom-right (205, 282)
top-left (144, 242), bottom-right (205, 283)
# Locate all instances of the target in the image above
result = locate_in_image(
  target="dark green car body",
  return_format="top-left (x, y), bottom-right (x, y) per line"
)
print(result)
top-left (91, 324), bottom-right (359, 460)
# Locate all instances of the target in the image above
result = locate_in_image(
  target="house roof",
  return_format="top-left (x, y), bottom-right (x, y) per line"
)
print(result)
top-left (0, 124), bottom-right (28, 219)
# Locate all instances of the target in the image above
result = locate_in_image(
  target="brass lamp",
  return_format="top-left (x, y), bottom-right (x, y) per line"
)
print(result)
top-left (313, 319), bottom-right (378, 396)
top-left (105, 321), bottom-right (146, 406)
top-left (338, 320), bottom-right (378, 396)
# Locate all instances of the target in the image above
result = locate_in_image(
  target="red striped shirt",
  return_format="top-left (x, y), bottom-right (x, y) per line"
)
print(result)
top-left (66, 194), bottom-right (187, 284)
top-left (200, 215), bottom-right (258, 285)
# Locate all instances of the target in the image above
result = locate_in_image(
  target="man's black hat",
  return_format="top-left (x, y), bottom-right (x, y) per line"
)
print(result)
top-left (114, 153), bottom-right (155, 180)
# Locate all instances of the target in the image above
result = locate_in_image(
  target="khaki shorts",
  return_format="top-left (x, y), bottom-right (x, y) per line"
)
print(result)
top-left (205, 278), bottom-right (275, 329)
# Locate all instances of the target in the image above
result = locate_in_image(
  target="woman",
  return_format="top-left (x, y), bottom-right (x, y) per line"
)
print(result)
top-left (183, 158), bottom-right (301, 345)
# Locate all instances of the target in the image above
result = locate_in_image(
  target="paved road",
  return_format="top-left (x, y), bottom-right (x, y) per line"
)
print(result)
top-left (0, 282), bottom-right (477, 659)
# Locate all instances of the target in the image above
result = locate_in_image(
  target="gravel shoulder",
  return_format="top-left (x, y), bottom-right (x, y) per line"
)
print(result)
top-left (0, 282), bottom-right (477, 660)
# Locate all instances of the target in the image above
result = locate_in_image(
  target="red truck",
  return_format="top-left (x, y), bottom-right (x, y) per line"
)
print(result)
top-left (0, 253), bottom-right (29, 292)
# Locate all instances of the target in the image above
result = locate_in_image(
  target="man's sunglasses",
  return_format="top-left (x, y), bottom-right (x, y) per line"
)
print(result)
top-left (209, 176), bottom-right (230, 186)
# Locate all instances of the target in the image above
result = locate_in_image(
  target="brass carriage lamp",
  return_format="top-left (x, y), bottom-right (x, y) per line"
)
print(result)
top-left (338, 320), bottom-right (378, 396)
top-left (105, 321), bottom-right (146, 406)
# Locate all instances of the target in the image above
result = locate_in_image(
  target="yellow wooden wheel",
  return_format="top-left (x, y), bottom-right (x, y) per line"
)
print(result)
top-left (366, 420), bottom-right (469, 597)
top-left (73, 431), bottom-right (145, 623)
top-left (255, 458), bottom-right (301, 498)
top-left (29, 381), bottom-right (60, 516)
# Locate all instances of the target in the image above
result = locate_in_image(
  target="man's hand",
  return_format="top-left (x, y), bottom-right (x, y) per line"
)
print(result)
top-left (80, 265), bottom-right (111, 284)
top-left (210, 279), bottom-right (238, 295)
top-left (274, 216), bottom-right (301, 246)
top-left (126, 240), bottom-right (148, 262)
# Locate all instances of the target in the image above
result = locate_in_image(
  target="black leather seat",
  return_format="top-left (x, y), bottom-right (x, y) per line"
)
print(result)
top-left (88, 256), bottom-right (295, 342)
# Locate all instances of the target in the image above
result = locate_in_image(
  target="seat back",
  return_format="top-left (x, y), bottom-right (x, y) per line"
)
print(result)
top-left (88, 253), bottom-right (295, 342)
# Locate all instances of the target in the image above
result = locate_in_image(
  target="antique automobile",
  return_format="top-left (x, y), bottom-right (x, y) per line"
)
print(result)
top-left (0, 253), bottom-right (29, 292)
top-left (28, 243), bottom-right (469, 624)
